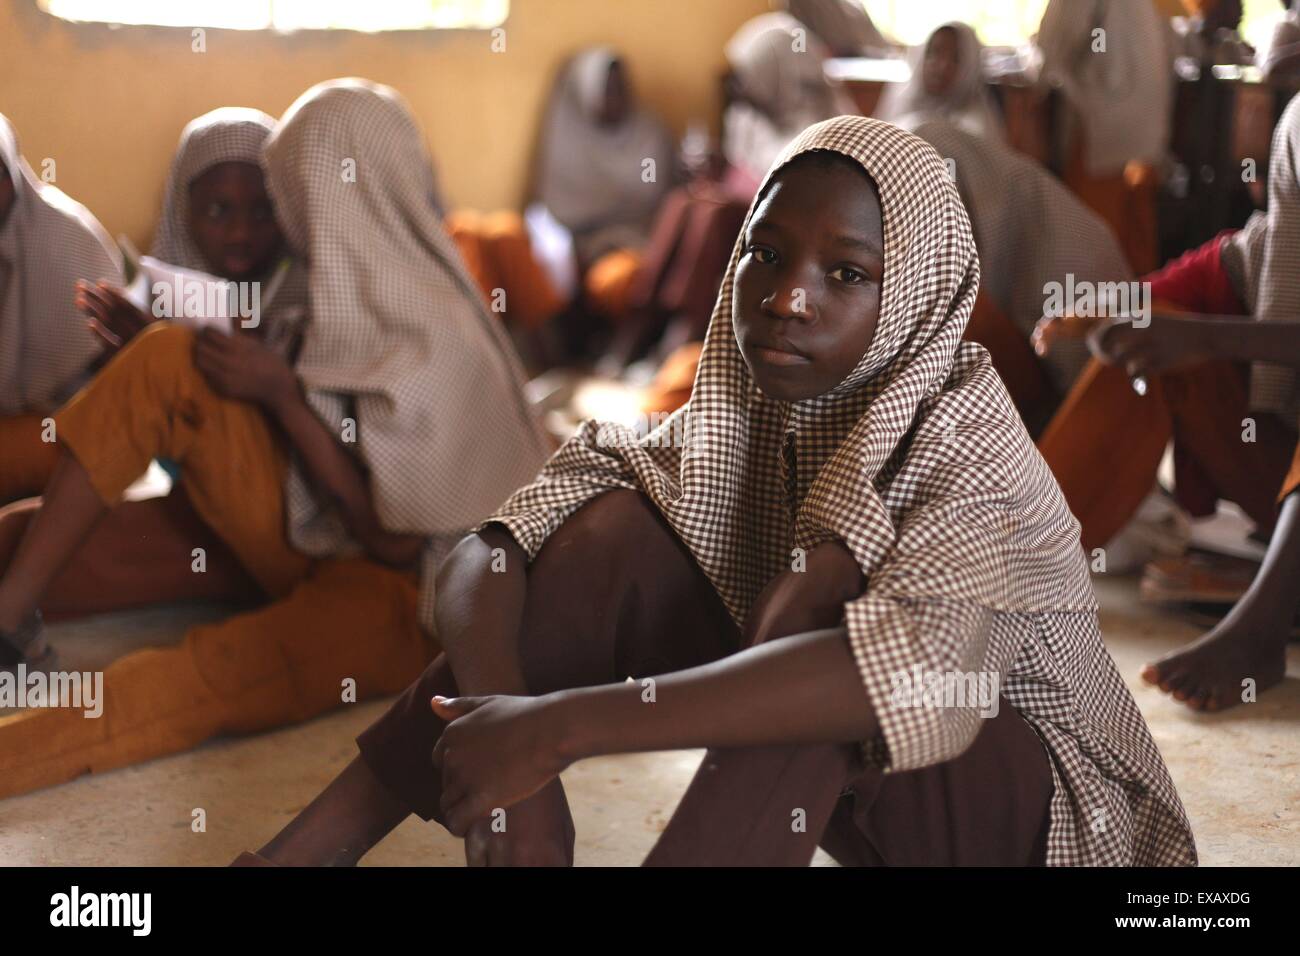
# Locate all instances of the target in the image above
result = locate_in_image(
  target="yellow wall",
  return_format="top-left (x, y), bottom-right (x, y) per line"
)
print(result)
top-left (0, 0), bottom-right (768, 247)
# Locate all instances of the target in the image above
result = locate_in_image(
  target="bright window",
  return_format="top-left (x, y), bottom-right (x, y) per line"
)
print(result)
top-left (867, 0), bottom-right (1287, 49)
top-left (1240, 0), bottom-right (1290, 52)
top-left (865, 0), bottom-right (1049, 47)
top-left (40, 0), bottom-right (509, 31)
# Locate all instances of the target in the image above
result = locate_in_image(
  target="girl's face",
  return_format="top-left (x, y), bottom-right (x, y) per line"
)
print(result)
top-left (187, 161), bottom-right (282, 280)
top-left (0, 160), bottom-right (15, 228)
top-left (733, 154), bottom-right (884, 402)
top-left (922, 28), bottom-right (962, 99)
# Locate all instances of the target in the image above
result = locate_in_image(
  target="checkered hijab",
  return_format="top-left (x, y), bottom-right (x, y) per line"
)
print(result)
top-left (912, 118), bottom-right (1131, 395)
top-left (1223, 93), bottom-right (1300, 423)
top-left (490, 116), bottom-right (1194, 866)
top-left (496, 115), bottom-right (1088, 621)
top-left (0, 113), bottom-right (118, 416)
top-left (150, 107), bottom-right (275, 270)
top-left (150, 107), bottom-right (308, 354)
top-left (261, 79), bottom-right (553, 624)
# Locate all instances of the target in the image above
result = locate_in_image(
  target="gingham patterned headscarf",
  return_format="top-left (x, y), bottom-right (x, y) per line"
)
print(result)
top-left (0, 113), bottom-right (118, 416)
top-left (261, 79), bottom-right (552, 544)
top-left (911, 118), bottom-right (1131, 395)
top-left (1224, 93), bottom-right (1300, 423)
top-left (493, 115), bottom-right (1089, 625)
top-left (150, 107), bottom-right (308, 354)
top-left (150, 107), bottom-right (276, 270)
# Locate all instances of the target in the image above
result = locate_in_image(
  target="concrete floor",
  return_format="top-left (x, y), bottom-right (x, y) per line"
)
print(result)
top-left (1, 574), bottom-right (1296, 866)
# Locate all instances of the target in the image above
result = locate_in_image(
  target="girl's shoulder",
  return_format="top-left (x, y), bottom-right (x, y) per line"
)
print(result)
top-left (883, 347), bottom-right (1055, 509)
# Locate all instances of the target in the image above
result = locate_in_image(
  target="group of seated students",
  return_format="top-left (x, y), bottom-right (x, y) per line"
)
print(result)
top-left (0, 0), bottom-right (1294, 867)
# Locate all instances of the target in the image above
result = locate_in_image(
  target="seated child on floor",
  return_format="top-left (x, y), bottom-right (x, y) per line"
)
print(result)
top-left (243, 116), bottom-right (1196, 868)
top-left (76, 106), bottom-right (303, 358)
top-left (1035, 93), bottom-right (1300, 713)
top-left (1, 108), bottom-right (305, 622)
top-left (0, 79), bottom-right (552, 802)
top-left (0, 112), bottom-right (121, 502)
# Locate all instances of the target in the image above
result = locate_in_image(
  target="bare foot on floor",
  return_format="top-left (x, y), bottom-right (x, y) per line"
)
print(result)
top-left (1141, 619), bottom-right (1288, 712)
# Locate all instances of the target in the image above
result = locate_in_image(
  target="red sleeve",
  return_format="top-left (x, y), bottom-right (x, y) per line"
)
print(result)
top-left (1142, 230), bottom-right (1247, 316)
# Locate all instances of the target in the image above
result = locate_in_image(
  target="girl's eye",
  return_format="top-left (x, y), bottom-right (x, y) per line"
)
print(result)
top-left (205, 202), bottom-right (228, 220)
top-left (830, 265), bottom-right (869, 285)
top-left (749, 244), bottom-right (777, 264)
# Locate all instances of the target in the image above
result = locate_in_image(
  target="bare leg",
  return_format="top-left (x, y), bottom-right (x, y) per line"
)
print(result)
top-left (258, 757), bottom-right (415, 867)
top-left (644, 740), bottom-right (860, 866)
top-left (1142, 492), bottom-right (1300, 711)
top-left (252, 490), bottom-right (739, 866)
top-left (0, 454), bottom-right (107, 634)
top-left (254, 654), bottom-right (458, 866)
top-left (0, 491), bottom-right (260, 622)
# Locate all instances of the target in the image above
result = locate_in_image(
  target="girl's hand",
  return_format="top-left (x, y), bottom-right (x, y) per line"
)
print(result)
top-left (76, 280), bottom-right (155, 352)
top-left (1031, 312), bottom-right (1104, 357)
top-left (431, 694), bottom-right (569, 837)
top-left (193, 327), bottom-right (299, 409)
top-left (1086, 313), bottom-right (1212, 379)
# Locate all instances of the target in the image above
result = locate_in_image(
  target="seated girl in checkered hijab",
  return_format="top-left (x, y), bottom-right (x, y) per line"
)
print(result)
top-left (243, 115), bottom-right (1195, 868)
top-left (0, 112), bottom-right (121, 502)
top-left (75, 107), bottom-right (307, 370)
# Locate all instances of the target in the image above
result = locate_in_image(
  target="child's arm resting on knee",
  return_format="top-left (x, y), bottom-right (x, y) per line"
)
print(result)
top-left (430, 625), bottom-right (877, 833)
top-left (432, 527), bottom-right (578, 860)
top-left (193, 328), bottom-right (422, 568)
top-left (266, 385), bottom-right (423, 567)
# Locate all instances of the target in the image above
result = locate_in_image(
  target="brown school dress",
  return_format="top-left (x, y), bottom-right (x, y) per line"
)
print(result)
top-left (357, 116), bottom-right (1196, 866)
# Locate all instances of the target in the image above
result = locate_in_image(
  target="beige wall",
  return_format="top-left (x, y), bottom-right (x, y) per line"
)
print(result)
top-left (0, 0), bottom-right (768, 247)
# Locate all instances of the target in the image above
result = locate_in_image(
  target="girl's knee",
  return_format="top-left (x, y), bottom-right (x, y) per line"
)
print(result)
top-left (126, 321), bottom-right (194, 363)
top-left (551, 489), bottom-right (658, 560)
top-left (107, 323), bottom-right (200, 390)
top-left (111, 323), bottom-right (220, 410)
top-left (575, 488), bottom-right (652, 523)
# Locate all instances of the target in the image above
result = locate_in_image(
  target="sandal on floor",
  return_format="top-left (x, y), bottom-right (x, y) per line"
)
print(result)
top-left (0, 609), bottom-right (55, 674)
top-left (1138, 552), bottom-right (1259, 605)
top-left (229, 851), bottom-right (279, 867)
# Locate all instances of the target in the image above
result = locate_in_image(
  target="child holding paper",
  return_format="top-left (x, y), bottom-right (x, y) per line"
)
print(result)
top-left (0, 80), bottom-right (550, 802)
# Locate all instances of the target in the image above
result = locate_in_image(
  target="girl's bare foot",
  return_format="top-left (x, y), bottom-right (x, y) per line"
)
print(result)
top-left (1141, 615), bottom-right (1288, 712)
top-left (1144, 493), bottom-right (1300, 712)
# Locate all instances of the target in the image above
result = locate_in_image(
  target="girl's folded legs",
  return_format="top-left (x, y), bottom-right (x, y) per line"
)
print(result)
top-left (257, 490), bottom-right (740, 865)
top-left (0, 488), bottom-right (260, 623)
